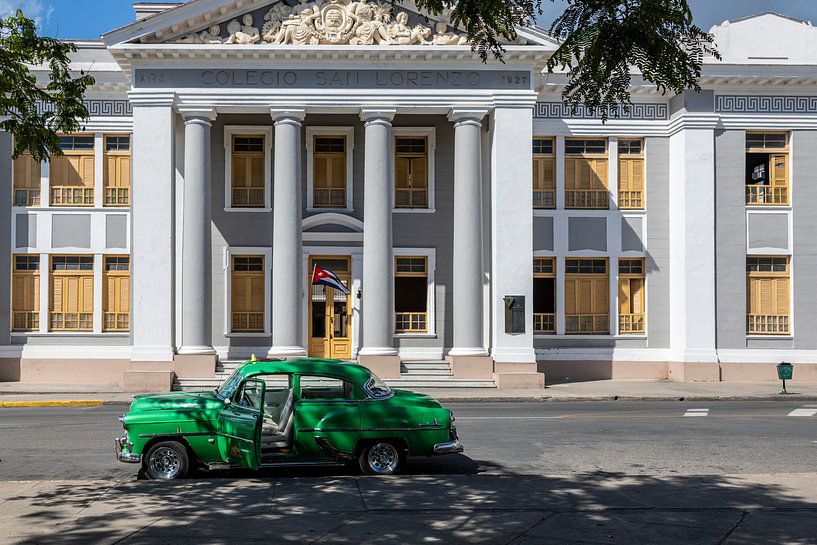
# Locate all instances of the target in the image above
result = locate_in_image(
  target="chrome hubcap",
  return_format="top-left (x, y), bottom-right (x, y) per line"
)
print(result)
top-left (148, 446), bottom-right (181, 479)
top-left (367, 443), bottom-right (398, 474)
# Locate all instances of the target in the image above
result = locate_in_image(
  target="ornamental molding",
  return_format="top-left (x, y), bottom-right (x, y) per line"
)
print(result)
top-left (716, 94), bottom-right (817, 114)
top-left (173, 0), bottom-right (466, 46)
top-left (534, 102), bottom-right (669, 121)
top-left (27, 99), bottom-right (133, 117)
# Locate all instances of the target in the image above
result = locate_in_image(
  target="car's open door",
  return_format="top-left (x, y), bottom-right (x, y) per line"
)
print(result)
top-left (217, 378), bottom-right (265, 469)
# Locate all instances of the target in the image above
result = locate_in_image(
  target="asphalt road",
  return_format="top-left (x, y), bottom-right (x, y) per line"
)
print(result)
top-left (1, 400), bottom-right (816, 480)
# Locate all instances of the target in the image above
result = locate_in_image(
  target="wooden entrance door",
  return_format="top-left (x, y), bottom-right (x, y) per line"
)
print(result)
top-left (308, 256), bottom-right (352, 360)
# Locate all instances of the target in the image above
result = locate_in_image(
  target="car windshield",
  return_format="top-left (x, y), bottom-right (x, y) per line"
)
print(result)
top-left (364, 373), bottom-right (392, 399)
top-left (215, 370), bottom-right (242, 400)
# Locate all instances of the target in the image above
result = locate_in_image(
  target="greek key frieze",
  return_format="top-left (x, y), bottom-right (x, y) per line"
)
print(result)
top-left (716, 95), bottom-right (817, 114)
top-left (534, 102), bottom-right (668, 120)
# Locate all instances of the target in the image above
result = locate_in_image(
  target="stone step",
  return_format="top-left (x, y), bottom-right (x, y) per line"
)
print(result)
top-left (400, 368), bottom-right (452, 376)
top-left (386, 379), bottom-right (496, 389)
top-left (401, 362), bottom-right (451, 370)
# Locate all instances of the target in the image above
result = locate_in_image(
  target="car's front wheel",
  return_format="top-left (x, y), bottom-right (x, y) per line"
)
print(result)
top-left (143, 440), bottom-right (189, 480)
top-left (359, 441), bottom-right (403, 475)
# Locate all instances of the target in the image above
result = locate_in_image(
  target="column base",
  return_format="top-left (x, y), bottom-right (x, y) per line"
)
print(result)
top-left (177, 345), bottom-right (217, 356)
top-left (267, 346), bottom-right (307, 358)
top-left (174, 354), bottom-right (217, 379)
top-left (124, 361), bottom-right (175, 392)
top-left (358, 354), bottom-right (401, 380)
top-left (447, 355), bottom-right (494, 380)
top-left (493, 362), bottom-right (545, 389)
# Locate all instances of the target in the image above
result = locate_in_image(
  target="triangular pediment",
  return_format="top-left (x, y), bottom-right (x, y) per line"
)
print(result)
top-left (102, 0), bottom-right (554, 47)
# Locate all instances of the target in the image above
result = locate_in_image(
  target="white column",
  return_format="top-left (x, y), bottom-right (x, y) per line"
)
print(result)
top-left (668, 126), bottom-right (717, 363)
top-left (130, 94), bottom-right (177, 362)
top-left (178, 109), bottom-right (217, 355)
top-left (449, 109), bottom-right (489, 357)
top-left (359, 108), bottom-right (398, 358)
top-left (490, 106), bottom-right (537, 364)
top-left (268, 109), bottom-right (307, 357)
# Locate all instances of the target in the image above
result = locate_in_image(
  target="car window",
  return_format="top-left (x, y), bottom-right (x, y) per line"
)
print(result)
top-left (234, 374), bottom-right (291, 412)
top-left (234, 380), bottom-right (264, 411)
top-left (299, 375), bottom-right (354, 400)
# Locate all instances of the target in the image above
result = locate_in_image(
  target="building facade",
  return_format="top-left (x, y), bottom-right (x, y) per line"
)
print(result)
top-left (2, 4), bottom-right (817, 389)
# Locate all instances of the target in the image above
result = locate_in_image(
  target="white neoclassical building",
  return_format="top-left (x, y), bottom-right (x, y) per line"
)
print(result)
top-left (3, 4), bottom-right (817, 390)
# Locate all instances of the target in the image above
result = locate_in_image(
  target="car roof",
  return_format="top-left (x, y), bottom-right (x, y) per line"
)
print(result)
top-left (238, 357), bottom-right (372, 383)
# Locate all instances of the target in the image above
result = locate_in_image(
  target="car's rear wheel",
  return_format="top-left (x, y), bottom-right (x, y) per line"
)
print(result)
top-left (144, 441), bottom-right (189, 480)
top-left (359, 441), bottom-right (403, 475)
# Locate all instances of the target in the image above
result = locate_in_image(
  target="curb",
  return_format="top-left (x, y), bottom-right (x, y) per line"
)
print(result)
top-left (437, 395), bottom-right (817, 403)
top-left (0, 400), bottom-right (105, 408)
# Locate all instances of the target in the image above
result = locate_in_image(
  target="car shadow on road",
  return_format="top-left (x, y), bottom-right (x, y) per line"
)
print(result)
top-left (5, 456), bottom-right (817, 544)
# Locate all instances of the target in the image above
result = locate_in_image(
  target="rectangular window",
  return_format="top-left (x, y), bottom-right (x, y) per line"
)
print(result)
top-left (13, 152), bottom-right (41, 207)
top-left (746, 256), bottom-right (790, 335)
top-left (618, 139), bottom-right (644, 209)
top-left (565, 258), bottom-right (609, 334)
top-left (533, 138), bottom-right (555, 209)
top-left (50, 135), bottom-right (95, 206)
top-left (12, 255), bottom-right (40, 331)
top-left (313, 136), bottom-right (347, 208)
top-left (49, 256), bottom-right (93, 331)
top-left (103, 256), bottom-right (130, 331)
top-left (395, 256), bottom-right (428, 333)
top-left (745, 132), bottom-right (789, 206)
top-left (232, 255), bottom-right (265, 333)
top-left (103, 135), bottom-right (130, 206)
top-left (231, 136), bottom-right (265, 208)
top-left (565, 138), bottom-right (609, 209)
top-left (395, 137), bottom-right (428, 209)
top-left (618, 258), bottom-right (645, 334)
top-left (533, 257), bottom-right (555, 334)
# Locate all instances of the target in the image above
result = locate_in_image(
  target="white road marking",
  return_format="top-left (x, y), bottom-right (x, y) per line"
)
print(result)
top-left (684, 408), bottom-right (709, 417)
top-left (787, 408), bottom-right (817, 417)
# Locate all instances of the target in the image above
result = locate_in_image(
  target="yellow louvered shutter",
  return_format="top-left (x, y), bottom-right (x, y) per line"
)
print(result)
top-left (770, 154), bottom-right (789, 204)
top-left (250, 275), bottom-right (265, 313)
top-left (619, 279), bottom-right (631, 315)
top-left (81, 156), bottom-right (95, 187)
top-left (591, 159), bottom-right (608, 190)
top-left (52, 277), bottom-right (63, 313)
top-left (14, 154), bottom-right (40, 189)
top-left (592, 277), bottom-right (608, 314)
top-left (395, 157), bottom-right (410, 189)
top-left (578, 279), bottom-right (592, 314)
top-left (565, 278), bottom-right (577, 315)
top-left (233, 156), bottom-right (248, 188)
top-left (233, 276), bottom-right (247, 314)
top-left (250, 155), bottom-right (264, 189)
top-left (330, 155), bottom-right (346, 188)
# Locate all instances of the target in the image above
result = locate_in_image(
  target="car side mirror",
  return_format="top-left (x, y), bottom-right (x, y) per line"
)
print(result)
top-left (223, 398), bottom-right (232, 406)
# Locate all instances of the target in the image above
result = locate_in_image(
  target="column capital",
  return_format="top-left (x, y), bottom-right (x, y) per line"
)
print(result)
top-left (270, 108), bottom-right (306, 124)
top-left (448, 108), bottom-right (490, 125)
top-left (128, 91), bottom-right (177, 108)
top-left (360, 107), bottom-right (397, 125)
top-left (178, 107), bottom-right (217, 123)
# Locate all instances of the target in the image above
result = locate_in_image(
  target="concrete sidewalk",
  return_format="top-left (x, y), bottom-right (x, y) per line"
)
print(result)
top-left (1, 473), bottom-right (817, 544)
top-left (1, 379), bottom-right (816, 406)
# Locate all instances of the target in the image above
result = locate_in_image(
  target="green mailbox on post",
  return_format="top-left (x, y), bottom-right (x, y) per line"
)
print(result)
top-left (777, 361), bottom-right (793, 394)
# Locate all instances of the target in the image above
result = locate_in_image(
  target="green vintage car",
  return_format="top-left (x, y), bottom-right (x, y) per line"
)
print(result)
top-left (115, 357), bottom-right (462, 479)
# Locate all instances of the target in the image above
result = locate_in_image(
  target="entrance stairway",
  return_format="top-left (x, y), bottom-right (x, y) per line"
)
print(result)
top-left (172, 359), bottom-right (496, 391)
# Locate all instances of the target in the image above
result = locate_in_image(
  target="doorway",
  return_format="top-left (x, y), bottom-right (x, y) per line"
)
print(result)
top-left (308, 256), bottom-right (352, 360)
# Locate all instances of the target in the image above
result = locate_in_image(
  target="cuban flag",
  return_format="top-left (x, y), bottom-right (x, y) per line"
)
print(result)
top-left (311, 265), bottom-right (350, 295)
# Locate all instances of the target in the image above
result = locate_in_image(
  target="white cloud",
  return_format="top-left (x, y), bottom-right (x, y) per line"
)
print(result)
top-left (0, 0), bottom-right (55, 29)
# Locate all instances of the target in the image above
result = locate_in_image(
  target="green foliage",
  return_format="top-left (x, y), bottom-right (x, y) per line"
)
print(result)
top-left (548, 0), bottom-right (719, 119)
top-left (410, 0), bottom-right (716, 118)
top-left (0, 9), bottom-right (94, 161)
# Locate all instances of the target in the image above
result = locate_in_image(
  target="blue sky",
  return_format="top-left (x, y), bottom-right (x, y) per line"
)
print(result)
top-left (3, 0), bottom-right (817, 40)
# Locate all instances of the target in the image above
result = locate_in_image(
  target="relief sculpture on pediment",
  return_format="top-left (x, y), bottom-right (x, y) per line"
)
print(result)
top-left (174, 0), bottom-right (468, 46)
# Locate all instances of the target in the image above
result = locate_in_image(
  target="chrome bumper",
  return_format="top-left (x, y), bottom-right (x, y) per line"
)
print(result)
top-left (433, 439), bottom-right (463, 455)
top-left (115, 434), bottom-right (141, 464)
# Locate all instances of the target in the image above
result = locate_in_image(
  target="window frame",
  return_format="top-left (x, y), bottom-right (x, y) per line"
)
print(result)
top-left (102, 255), bottom-right (130, 332)
top-left (617, 138), bottom-right (645, 210)
top-left (533, 137), bottom-right (556, 210)
top-left (392, 127), bottom-right (436, 213)
top-left (48, 254), bottom-right (94, 332)
top-left (617, 257), bottom-right (646, 335)
top-left (11, 254), bottom-right (40, 332)
top-left (103, 134), bottom-right (131, 208)
top-left (223, 126), bottom-right (272, 212)
top-left (306, 126), bottom-right (355, 212)
top-left (533, 257), bottom-right (556, 335)
top-left (230, 254), bottom-right (266, 334)
top-left (564, 257), bottom-right (610, 335)
top-left (12, 144), bottom-right (42, 208)
top-left (393, 248), bottom-right (436, 337)
top-left (49, 133), bottom-right (96, 208)
top-left (224, 246), bottom-right (272, 337)
top-left (746, 255), bottom-right (791, 336)
top-left (564, 137), bottom-right (610, 210)
top-left (745, 131), bottom-right (790, 207)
